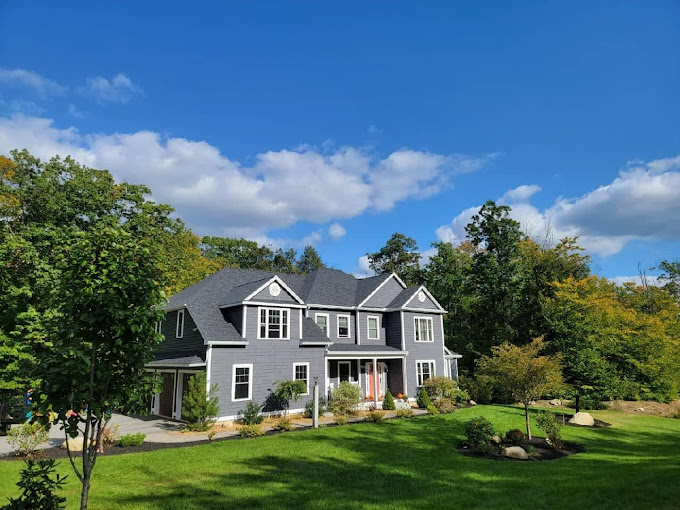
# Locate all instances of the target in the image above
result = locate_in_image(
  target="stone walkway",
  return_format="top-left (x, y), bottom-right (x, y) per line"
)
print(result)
top-left (0, 409), bottom-right (428, 456)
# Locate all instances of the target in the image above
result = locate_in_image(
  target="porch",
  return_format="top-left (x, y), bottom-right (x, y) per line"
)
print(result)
top-left (325, 345), bottom-right (409, 409)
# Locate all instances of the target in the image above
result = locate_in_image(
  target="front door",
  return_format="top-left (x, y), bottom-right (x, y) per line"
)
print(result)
top-left (159, 372), bottom-right (175, 418)
top-left (366, 362), bottom-right (387, 399)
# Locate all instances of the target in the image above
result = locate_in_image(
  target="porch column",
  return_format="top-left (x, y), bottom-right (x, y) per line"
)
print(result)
top-left (372, 357), bottom-right (378, 408)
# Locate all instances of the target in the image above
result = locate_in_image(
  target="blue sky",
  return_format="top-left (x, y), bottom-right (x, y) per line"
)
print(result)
top-left (1, 2), bottom-right (678, 281)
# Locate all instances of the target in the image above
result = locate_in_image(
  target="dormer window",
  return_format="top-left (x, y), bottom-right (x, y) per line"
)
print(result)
top-left (337, 314), bottom-right (350, 338)
top-left (259, 307), bottom-right (289, 339)
top-left (176, 309), bottom-right (184, 338)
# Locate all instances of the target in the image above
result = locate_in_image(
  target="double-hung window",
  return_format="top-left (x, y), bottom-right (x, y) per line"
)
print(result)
top-left (367, 316), bottom-right (379, 340)
top-left (337, 315), bottom-right (350, 338)
top-left (232, 364), bottom-right (253, 401)
top-left (416, 361), bottom-right (435, 386)
top-left (176, 309), bottom-right (184, 338)
top-left (414, 317), bottom-right (434, 342)
top-left (259, 308), bottom-right (289, 339)
top-left (315, 313), bottom-right (329, 337)
top-left (294, 363), bottom-right (309, 395)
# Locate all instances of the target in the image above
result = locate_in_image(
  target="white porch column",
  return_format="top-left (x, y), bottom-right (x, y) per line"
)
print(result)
top-left (372, 357), bottom-right (378, 408)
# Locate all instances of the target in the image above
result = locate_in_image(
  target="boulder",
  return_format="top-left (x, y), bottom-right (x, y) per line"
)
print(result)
top-left (61, 438), bottom-right (93, 452)
top-left (635, 407), bottom-right (644, 412)
top-left (469, 400), bottom-right (477, 406)
top-left (491, 435), bottom-right (502, 444)
top-left (569, 412), bottom-right (595, 426)
top-left (502, 446), bottom-right (528, 460)
top-left (549, 399), bottom-right (562, 406)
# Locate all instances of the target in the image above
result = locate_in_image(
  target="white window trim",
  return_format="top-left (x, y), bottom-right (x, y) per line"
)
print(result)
top-left (338, 361), bottom-right (352, 383)
top-left (366, 315), bottom-right (380, 340)
top-left (414, 316), bottom-right (434, 343)
top-left (176, 309), bottom-right (184, 339)
top-left (337, 314), bottom-right (351, 338)
top-left (257, 306), bottom-right (291, 340)
top-left (293, 362), bottom-right (310, 395)
top-left (315, 313), bottom-right (330, 338)
top-left (416, 360), bottom-right (436, 387)
top-left (232, 363), bottom-right (253, 402)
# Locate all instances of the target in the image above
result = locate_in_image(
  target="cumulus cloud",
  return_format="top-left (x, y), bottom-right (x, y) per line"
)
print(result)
top-left (435, 157), bottom-right (680, 257)
top-left (0, 114), bottom-right (491, 243)
top-left (83, 73), bottom-right (141, 103)
top-left (328, 222), bottom-right (347, 240)
top-left (0, 68), bottom-right (66, 98)
top-left (354, 255), bottom-right (375, 278)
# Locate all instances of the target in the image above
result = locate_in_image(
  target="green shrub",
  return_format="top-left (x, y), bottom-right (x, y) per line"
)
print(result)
top-left (117, 433), bottom-right (145, 447)
top-left (434, 397), bottom-right (455, 414)
top-left (505, 429), bottom-right (525, 445)
top-left (334, 414), bottom-right (348, 425)
top-left (382, 390), bottom-right (396, 411)
top-left (463, 417), bottom-right (495, 449)
top-left (401, 394), bottom-right (408, 400)
top-left (567, 397), bottom-right (607, 411)
top-left (417, 387), bottom-right (432, 409)
top-left (239, 424), bottom-right (265, 437)
top-left (328, 381), bottom-right (362, 415)
top-left (273, 380), bottom-right (307, 416)
top-left (364, 410), bottom-right (384, 423)
top-left (396, 408), bottom-right (414, 419)
top-left (2, 459), bottom-right (67, 510)
top-left (426, 404), bottom-right (439, 415)
top-left (422, 376), bottom-right (469, 406)
top-left (458, 375), bottom-right (494, 404)
top-left (272, 417), bottom-right (293, 432)
top-left (524, 444), bottom-right (536, 454)
top-left (303, 397), bottom-right (327, 419)
top-left (241, 402), bottom-right (264, 425)
top-left (182, 372), bottom-right (220, 431)
top-left (536, 411), bottom-right (564, 450)
top-left (7, 422), bottom-right (50, 457)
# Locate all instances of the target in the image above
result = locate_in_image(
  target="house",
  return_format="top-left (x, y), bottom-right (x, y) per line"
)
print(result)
top-left (147, 267), bottom-right (462, 421)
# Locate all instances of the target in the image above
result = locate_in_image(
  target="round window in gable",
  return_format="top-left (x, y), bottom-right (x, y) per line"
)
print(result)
top-left (418, 290), bottom-right (426, 303)
top-left (269, 282), bottom-right (282, 297)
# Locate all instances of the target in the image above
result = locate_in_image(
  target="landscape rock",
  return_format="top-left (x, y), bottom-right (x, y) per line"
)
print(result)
top-left (61, 438), bottom-right (93, 452)
top-left (549, 399), bottom-right (562, 406)
top-left (322, 412), bottom-right (333, 418)
top-left (635, 407), bottom-right (644, 412)
top-left (569, 412), bottom-right (595, 426)
top-left (469, 400), bottom-right (477, 406)
top-left (491, 435), bottom-right (502, 444)
top-left (502, 446), bottom-right (528, 459)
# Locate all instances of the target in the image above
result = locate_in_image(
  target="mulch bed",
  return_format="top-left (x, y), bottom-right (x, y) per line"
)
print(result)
top-left (556, 414), bottom-right (611, 428)
top-left (458, 437), bottom-right (586, 461)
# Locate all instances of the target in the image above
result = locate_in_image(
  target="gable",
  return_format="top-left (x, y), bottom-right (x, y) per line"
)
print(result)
top-left (404, 288), bottom-right (440, 310)
top-left (363, 276), bottom-right (405, 308)
top-left (249, 280), bottom-right (300, 304)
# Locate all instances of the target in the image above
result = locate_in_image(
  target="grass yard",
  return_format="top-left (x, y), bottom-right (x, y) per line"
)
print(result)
top-left (1, 405), bottom-right (679, 509)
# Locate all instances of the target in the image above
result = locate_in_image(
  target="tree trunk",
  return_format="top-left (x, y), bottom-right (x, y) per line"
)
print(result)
top-left (80, 475), bottom-right (90, 510)
top-left (524, 404), bottom-right (532, 439)
top-left (575, 394), bottom-right (581, 414)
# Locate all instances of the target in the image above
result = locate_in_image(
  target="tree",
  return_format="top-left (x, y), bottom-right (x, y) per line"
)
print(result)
top-left (181, 372), bottom-right (220, 431)
top-left (297, 245), bottom-right (325, 274)
top-left (656, 259), bottom-right (680, 301)
top-left (273, 380), bottom-right (307, 417)
top-left (366, 232), bottom-right (422, 285)
top-left (476, 338), bottom-right (564, 438)
top-left (271, 248), bottom-right (298, 274)
top-left (201, 236), bottom-right (275, 270)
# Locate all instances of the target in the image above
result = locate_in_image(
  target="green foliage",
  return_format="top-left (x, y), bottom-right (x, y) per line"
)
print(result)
top-left (240, 402), bottom-right (264, 425)
top-left (417, 387), bottom-right (432, 409)
top-left (382, 390), bottom-right (396, 411)
top-left (366, 232), bottom-right (422, 286)
top-left (239, 424), bottom-right (265, 437)
top-left (463, 417), bottom-right (495, 449)
top-left (655, 259), bottom-right (680, 300)
top-left (426, 405), bottom-right (439, 415)
top-left (536, 412), bottom-right (564, 450)
top-left (328, 381), bottom-right (362, 416)
top-left (505, 429), bottom-right (525, 445)
top-left (297, 245), bottom-right (326, 274)
top-left (334, 415), bottom-right (348, 425)
top-left (272, 418), bottom-right (293, 432)
top-left (435, 397), bottom-right (456, 414)
top-left (7, 422), bottom-right (49, 458)
top-left (395, 408), bottom-right (414, 419)
top-left (364, 410), bottom-right (384, 423)
top-left (422, 376), bottom-right (469, 406)
top-left (566, 398), bottom-right (607, 411)
top-left (273, 380), bottom-right (307, 416)
top-left (303, 397), bottom-right (327, 419)
top-left (117, 434), bottom-right (146, 447)
top-left (182, 372), bottom-right (220, 432)
top-left (458, 375), bottom-right (494, 404)
top-left (1, 459), bottom-right (66, 510)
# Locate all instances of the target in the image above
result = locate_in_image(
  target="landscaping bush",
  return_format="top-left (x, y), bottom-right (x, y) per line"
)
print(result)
top-left (2, 459), bottom-right (67, 510)
top-left (458, 375), bottom-right (495, 404)
top-left (303, 397), bottom-right (327, 419)
top-left (382, 390), bottom-right (396, 411)
top-left (239, 424), bottom-right (265, 437)
top-left (182, 372), bottom-right (220, 431)
top-left (273, 380), bottom-right (307, 416)
top-left (364, 410), bottom-right (384, 423)
top-left (463, 417), bottom-right (495, 449)
top-left (334, 415), bottom-right (348, 425)
top-left (435, 397), bottom-right (455, 414)
top-left (272, 417), bottom-right (293, 432)
top-left (7, 422), bottom-right (49, 457)
top-left (505, 429), bottom-right (525, 445)
top-left (566, 397), bottom-right (607, 411)
top-left (117, 433), bottom-right (145, 447)
top-left (395, 408), bottom-right (414, 419)
top-left (241, 402), bottom-right (264, 425)
top-left (101, 424), bottom-right (120, 448)
top-left (422, 376), bottom-right (469, 405)
top-left (328, 381), bottom-right (362, 415)
top-left (426, 404), bottom-right (439, 415)
top-left (536, 411), bottom-right (564, 450)
top-left (417, 387), bottom-right (432, 409)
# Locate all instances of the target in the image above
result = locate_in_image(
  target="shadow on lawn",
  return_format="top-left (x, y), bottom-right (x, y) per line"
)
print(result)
top-left (110, 411), bottom-right (680, 510)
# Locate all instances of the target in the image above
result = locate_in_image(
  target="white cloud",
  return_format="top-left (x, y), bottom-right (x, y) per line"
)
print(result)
top-left (67, 104), bottom-right (85, 118)
top-left (609, 275), bottom-right (661, 287)
top-left (435, 156), bottom-right (680, 257)
top-left (328, 222), bottom-right (347, 240)
top-left (0, 68), bottom-right (66, 98)
top-left (5, 99), bottom-right (45, 116)
top-left (354, 255), bottom-right (375, 278)
top-left (83, 73), bottom-right (140, 103)
top-left (0, 114), bottom-right (491, 243)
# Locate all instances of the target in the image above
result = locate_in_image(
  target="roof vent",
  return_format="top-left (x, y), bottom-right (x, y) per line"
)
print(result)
top-left (417, 290), bottom-right (426, 303)
top-left (269, 282), bottom-right (281, 297)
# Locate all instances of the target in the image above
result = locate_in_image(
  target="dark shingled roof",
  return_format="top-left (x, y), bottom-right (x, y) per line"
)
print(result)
top-left (149, 350), bottom-right (206, 367)
top-left (388, 287), bottom-right (420, 308)
top-left (300, 317), bottom-right (332, 344)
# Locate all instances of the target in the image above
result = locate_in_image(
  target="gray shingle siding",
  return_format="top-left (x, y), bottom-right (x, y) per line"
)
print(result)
top-left (310, 309), bottom-right (355, 344)
top-left (158, 309), bottom-right (206, 355)
top-left (403, 311), bottom-right (445, 397)
top-left (245, 305), bottom-right (301, 340)
top-left (406, 292), bottom-right (439, 310)
top-left (383, 312), bottom-right (403, 349)
top-left (362, 276), bottom-right (404, 308)
top-left (357, 311), bottom-right (386, 346)
top-left (251, 284), bottom-right (300, 303)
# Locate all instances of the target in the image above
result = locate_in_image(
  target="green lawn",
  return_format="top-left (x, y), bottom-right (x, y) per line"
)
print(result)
top-left (1, 406), bottom-right (680, 509)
